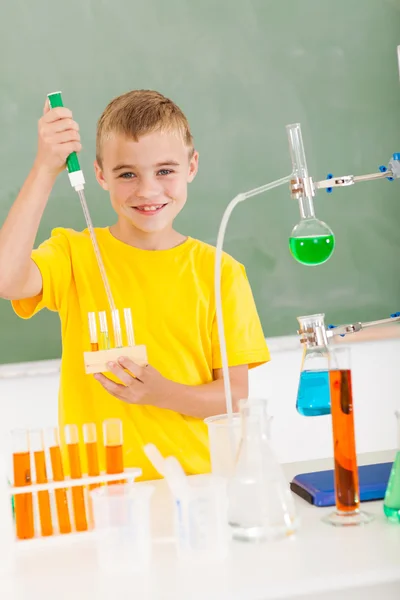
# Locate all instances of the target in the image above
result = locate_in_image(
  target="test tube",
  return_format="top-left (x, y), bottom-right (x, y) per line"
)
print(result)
top-left (83, 423), bottom-right (100, 490)
top-left (65, 425), bottom-right (88, 532)
top-left (103, 418), bottom-right (124, 485)
top-left (111, 309), bottom-right (123, 348)
top-left (329, 364), bottom-right (359, 513)
top-left (323, 348), bottom-right (372, 526)
top-left (123, 307), bottom-right (135, 346)
top-left (11, 429), bottom-right (34, 540)
top-left (46, 427), bottom-right (71, 534)
top-left (88, 312), bottom-right (99, 352)
top-left (99, 311), bottom-right (110, 350)
top-left (30, 429), bottom-right (53, 537)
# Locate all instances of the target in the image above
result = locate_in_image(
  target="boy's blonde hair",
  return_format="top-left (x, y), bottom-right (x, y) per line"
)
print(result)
top-left (96, 89), bottom-right (194, 166)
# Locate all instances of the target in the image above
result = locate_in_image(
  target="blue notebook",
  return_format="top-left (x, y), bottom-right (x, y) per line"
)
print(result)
top-left (290, 462), bottom-right (392, 507)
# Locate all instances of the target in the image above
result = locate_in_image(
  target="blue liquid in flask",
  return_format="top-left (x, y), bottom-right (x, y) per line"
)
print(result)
top-left (296, 370), bottom-right (331, 416)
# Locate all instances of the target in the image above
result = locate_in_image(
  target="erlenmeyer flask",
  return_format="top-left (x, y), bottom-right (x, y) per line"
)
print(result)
top-left (296, 314), bottom-right (331, 416)
top-left (227, 398), bottom-right (299, 542)
top-left (383, 411), bottom-right (400, 523)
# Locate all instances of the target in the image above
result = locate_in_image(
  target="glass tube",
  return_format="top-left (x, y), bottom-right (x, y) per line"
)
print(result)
top-left (65, 425), bottom-right (88, 531)
top-left (88, 312), bottom-right (99, 352)
top-left (111, 309), bottom-right (123, 348)
top-left (99, 311), bottom-right (110, 350)
top-left (103, 418), bottom-right (124, 484)
top-left (30, 429), bottom-right (53, 537)
top-left (45, 427), bottom-right (71, 534)
top-left (83, 423), bottom-right (100, 489)
top-left (11, 429), bottom-right (34, 540)
top-left (323, 347), bottom-right (373, 527)
top-left (123, 308), bottom-right (135, 346)
top-left (286, 123), bottom-right (315, 218)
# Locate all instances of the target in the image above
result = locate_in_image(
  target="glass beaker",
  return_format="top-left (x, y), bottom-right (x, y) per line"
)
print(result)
top-left (174, 474), bottom-right (229, 562)
top-left (286, 123), bottom-right (335, 267)
top-left (91, 483), bottom-right (154, 573)
top-left (205, 404), bottom-right (272, 478)
top-left (322, 347), bottom-right (373, 527)
top-left (383, 411), bottom-right (400, 523)
top-left (296, 313), bottom-right (331, 417)
top-left (204, 413), bottom-right (242, 478)
top-left (227, 398), bottom-right (299, 542)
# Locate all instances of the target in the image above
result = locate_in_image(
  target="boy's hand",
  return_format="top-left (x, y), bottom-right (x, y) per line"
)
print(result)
top-left (93, 357), bottom-right (177, 407)
top-left (34, 98), bottom-right (81, 177)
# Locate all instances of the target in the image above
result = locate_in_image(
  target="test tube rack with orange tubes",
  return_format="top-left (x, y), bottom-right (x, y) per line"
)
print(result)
top-left (84, 308), bottom-right (147, 375)
top-left (6, 421), bottom-right (141, 545)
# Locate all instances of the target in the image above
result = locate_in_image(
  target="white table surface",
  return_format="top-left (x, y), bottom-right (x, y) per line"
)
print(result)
top-left (1, 450), bottom-right (399, 600)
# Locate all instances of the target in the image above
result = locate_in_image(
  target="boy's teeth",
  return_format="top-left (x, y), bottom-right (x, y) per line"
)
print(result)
top-left (137, 205), bottom-right (163, 212)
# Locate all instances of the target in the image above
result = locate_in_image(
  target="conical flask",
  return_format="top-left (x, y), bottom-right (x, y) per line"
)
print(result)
top-left (296, 313), bottom-right (331, 417)
top-left (227, 398), bottom-right (299, 542)
top-left (383, 411), bottom-right (400, 523)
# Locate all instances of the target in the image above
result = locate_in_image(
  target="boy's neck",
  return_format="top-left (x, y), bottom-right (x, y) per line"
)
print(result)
top-left (109, 222), bottom-right (187, 251)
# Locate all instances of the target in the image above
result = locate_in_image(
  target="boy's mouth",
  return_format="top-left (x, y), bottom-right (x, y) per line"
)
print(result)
top-left (131, 204), bottom-right (167, 215)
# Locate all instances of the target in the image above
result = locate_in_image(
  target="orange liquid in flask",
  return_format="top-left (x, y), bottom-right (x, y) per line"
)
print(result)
top-left (13, 451), bottom-right (34, 540)
top-left (67, 443), bottom-right (88, 531)
top-left (329, 369), bottom-right (359, 512)
top-left (33, 450), bottom-right (53, 536)
top-left (91, 342), bottom-right (99, 352)
top-left (49, 445), bottom-right (71, 534)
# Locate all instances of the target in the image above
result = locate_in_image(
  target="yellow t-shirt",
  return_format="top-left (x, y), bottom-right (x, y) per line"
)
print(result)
top-left (12, 227), bottom-right (270, 480)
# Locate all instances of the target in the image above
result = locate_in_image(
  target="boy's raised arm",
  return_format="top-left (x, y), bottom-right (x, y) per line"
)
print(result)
top-left (0, 100), bottom-right (81, 300)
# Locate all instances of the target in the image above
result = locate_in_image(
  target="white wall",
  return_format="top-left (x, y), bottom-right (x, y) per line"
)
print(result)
top-left (0, 336), bottom-right (398, 463)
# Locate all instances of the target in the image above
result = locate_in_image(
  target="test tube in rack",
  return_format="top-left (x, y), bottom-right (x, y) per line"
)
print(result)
top-left (83, 423), bottom-right (100, 490)
top-left (88, 312), bottom-right (99, 352)
top-left (31, 429), bottom-right (53, 537)
top-left (11, 429), bottom-right (34, 540)
top-left (46, 428), bottom-right (71, 535)
top-left (103, 418), bottom-right (125, 485)
top-left (65, 425), bottom-right (88, 532)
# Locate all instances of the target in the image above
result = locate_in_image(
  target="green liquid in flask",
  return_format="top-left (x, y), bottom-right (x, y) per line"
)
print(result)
top-left (383, 451), bottom-right (400, 523)
top-left (289, 234), bottom-right (335, 266)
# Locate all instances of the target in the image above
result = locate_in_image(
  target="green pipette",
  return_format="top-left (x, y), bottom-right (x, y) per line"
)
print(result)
top-left (47, 91), bottom-right (85, 192)
top-left (47, 92), bottom-right (122, 346)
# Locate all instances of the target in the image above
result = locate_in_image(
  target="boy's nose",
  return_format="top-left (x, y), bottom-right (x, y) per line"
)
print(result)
top-left (136, 177), bottom-right (162, 199)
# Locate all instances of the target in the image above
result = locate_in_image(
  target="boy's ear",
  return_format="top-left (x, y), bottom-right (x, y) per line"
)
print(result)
top-left (187, 150), bottom-right (199, 183)
top-left (94, 160), bottom-right (109, 191)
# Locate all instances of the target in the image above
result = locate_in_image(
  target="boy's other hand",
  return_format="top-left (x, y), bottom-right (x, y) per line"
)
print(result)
top-left (93, 357), bottom-right (177, 407)
top-left (34, 98), bottom-right (82, 177)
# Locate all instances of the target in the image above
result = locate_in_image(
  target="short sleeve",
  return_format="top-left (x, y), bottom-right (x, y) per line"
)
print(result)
top-left (212, 256), bottom-right (270, 370)
top-left (12, 228), bottom-right (72, 318)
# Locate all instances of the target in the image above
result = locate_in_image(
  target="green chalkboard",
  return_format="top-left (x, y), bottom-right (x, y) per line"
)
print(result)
top-left (1, 0), bottom-right (400, 363)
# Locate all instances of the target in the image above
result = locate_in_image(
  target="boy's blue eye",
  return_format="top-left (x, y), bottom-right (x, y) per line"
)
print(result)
top-left (158, 169), bottom-right (172, 176)
top-left (120, 172), bottom-right (135, 179)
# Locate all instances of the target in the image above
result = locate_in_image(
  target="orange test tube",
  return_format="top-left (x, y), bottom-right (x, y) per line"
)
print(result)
top-left (83, 423), bottom-right (100, 489)
top-left (11, 429), bottom-right (34, 540)
top-left (103, 418), bottom-right (124, 484)
top-left (31, 429), bottom-right (53, 537)
top-left (65, 425), bottom-right (88, 532)
top-left (88, 312), bottom-right (99, 352)
top-left (46, 427), bottom-right (71, 534)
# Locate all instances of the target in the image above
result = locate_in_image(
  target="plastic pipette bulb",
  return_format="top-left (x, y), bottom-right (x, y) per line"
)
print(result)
top-left (47, 91), bottom-right (117, 316)
top-left (289, 218), bottom-right (335, 266)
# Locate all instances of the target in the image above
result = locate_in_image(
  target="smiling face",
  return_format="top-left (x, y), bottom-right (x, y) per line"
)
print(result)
top-left (95, 130), bottom-right (198, 236)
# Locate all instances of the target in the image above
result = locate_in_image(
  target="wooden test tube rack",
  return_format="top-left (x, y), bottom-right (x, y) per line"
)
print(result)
top-left (84, 345), bottom-right (148, 374)
top-left (84, 309), bottom-right (147, 374)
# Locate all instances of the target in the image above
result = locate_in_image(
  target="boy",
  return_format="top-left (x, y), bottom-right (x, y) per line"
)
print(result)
top-left (0, 90), bottom-right (270, 479)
